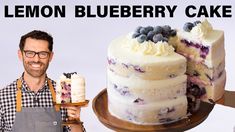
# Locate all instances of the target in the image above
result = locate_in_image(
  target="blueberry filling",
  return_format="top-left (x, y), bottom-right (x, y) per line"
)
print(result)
top-left (113, 84), bottom-right (117, 89)
top-left (187, 84), bottom-right (206, 98)
top-left (109, 68), bottom-right (114, 72)
top-left (122, 63), bottom-right (129, 68)
top-left (133, 98), bottom-right (145, 104)
top-left (133, 65), bottom-right (145, 73)
top-left (169, 74), bottom-right (176, 78)
top-left (181, 39), bottom-right (209, 59)
top-left (107, 58), bottom-right (116, 65)
top-left (126, 110), bottom-right (137, 121)
top-left (113, 84), bottom-right (130, 96)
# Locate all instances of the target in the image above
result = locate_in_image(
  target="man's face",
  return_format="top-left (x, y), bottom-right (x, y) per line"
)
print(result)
top-left (18, 38), bottom-right (54, 78)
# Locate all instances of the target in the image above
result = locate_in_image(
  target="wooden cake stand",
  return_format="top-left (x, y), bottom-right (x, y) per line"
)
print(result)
top-left (55, 100), bottom-right (89, 126)
top-left (216, 90), bottom-right (235, 108)
top-left (93, 89), bottom-right (235, 132)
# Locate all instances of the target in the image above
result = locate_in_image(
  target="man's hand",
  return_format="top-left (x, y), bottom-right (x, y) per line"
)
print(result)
top-left (67, 106), bottom-right (81, 119)
top-left (66, 106), bottom-right (84, 132)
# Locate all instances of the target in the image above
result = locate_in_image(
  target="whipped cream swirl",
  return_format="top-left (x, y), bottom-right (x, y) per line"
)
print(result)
top-left (125, 37), bottom-right (175, 56)
top-left (190, 19), bottom-right (213, 39)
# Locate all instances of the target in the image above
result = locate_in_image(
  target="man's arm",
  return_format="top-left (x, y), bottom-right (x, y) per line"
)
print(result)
top-left (70, 124), bottom-right (84, 132)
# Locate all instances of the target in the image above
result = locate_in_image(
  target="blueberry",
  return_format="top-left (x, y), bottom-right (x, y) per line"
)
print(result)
top-left (162, 25), bottom-right (171, 37)
top-left (162, 25), bottom-right (171, 32)
top-left (200, 54), bottom-right (206, 59)
top-left (137, 34), bottom-right (147, 43)
top-left (113, 84), bottom-right (118, 89)
top-left (63, 73), bottom-right (68, 77)
top-left (133, 65), bottom-right (145, 73)
top-left (169, 74), bottom-right (176, 78)
top-left (153, 26), bottom-right (163, 34)
top-left (194, 20), bottom-right (201, 26)
top-left (145, 26), bottom-right (154, 32)
top-left (133, 98), bottom-right (144, 103)
top-left (183, 22), bottom-right (194, 32)
top-left (135, 26), bottom-right (142, 33)
top-left (132, 32), bottom-right (141, 38)
top-left (63, 73), bottom-right (72, 78)
top-left (170, 29), bottom-right (177, 37)
top-left (139, 27), bottom-right (148, 35)
top-left (188, 85), bottom-right (202, 97)
top-left (201, 46), bottom-right (209, 54)
top-left (163, 37), bottom-right (168, 42)
top-left (147, 31), bottom-right (155, 41)
top-left (199, 87), bottom-right (206, 96)
top-left (194, 43), bottom-right (201, 49)
top-left (153, 34), bottom-right (164, 43)
top-left (122, 63), bottom-right (129, 68)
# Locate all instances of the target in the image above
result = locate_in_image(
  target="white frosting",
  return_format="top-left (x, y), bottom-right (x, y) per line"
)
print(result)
top-left (108, 92), bottom-right (187, 125)
top-left (190, 19), bottom-right (213, 39)
top-left (177, 22), bottom-right (225, 68)
top-left (127, 38), bottom-right (175, 56)
top-left (178, 19), bottom-right (224, 46)
top-left (71, 74), bottom-right (85, 102)
top-left (109, 36), bottom-right (186, 65)
top-left (56, 79), bottom-right (62, 103)
top-left (126, 39), bottom-right (174, 56)
top-left (108, 36), bottom-right (186, 80)
top-left (107, 34), bottom-right (187, 124)
top-left (107, 69), bottom-right (187, 102)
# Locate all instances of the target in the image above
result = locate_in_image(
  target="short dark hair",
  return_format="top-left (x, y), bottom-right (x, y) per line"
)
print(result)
top-left (19, 30), bottom-right (53, 51)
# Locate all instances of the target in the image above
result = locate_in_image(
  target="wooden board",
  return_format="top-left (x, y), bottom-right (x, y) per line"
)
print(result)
top-left (92, 89), bottom-right (215, 132)
top-left (55, 100), bottom-right (89, 107)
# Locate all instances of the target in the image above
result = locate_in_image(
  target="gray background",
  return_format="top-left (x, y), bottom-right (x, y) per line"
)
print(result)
top-left (0, 0), bottom-right (234, 131)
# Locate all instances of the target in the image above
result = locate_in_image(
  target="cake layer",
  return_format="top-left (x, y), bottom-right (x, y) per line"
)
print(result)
top-left (108, 92), bottom-right (187, 125)
top-left (186, 58), bottom-right (225, 85)
top-left (107, 69), bottom-right (187, 102)
top-left (188, 70), bottom-right (226, 102)
top-left (108, 36), bottom-right (186, 80)
top-left (56, 79), bottom-right (71, 103)
top-left (177, 29), bottom-right (225, 68)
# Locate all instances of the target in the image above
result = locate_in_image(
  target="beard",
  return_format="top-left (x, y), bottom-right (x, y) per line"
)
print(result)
top-left (23, 59), bottom-right (49, 78)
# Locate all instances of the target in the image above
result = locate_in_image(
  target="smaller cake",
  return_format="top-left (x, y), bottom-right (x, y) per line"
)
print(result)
top-left (56, 72), bottom-right (86, 104)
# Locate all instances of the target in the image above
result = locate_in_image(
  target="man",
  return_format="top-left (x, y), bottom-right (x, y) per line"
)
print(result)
top-left (0, 30), bottom-right (85, 132)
